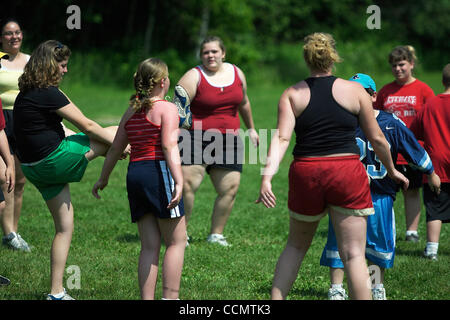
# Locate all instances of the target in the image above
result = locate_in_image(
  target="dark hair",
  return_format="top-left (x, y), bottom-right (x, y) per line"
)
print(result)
top-left (443, 64), bottom-right (450, 88)
top-left (1, 18), bottom-right (22, 32)
top-left (199, 36), bottom-right (226, 56)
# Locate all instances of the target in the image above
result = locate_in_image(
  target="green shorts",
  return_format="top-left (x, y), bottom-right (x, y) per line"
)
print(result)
top-left (21, 133), bottom-right (91, 201)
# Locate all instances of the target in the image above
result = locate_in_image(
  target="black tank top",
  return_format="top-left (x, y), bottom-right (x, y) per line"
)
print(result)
top-left (292, 76), bottom-right (360, 157)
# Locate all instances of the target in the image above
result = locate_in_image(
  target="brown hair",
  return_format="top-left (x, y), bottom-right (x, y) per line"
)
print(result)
top-left (199, 35), bottom-right (226, 56)
top-left (303, 33), bottom-right (342, 72)
top-left (18, 40), bottom-right (71, 91)
top-left (388, 45), bottom-right (417, 65)
top-left (129, 57), bottom-right (168, 112)
top-left (443, 63), bottom-right (450, 88)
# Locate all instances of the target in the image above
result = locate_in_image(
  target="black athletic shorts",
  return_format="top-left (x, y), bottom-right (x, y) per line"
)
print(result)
top-left (178, 130), bottom-right (243, 174)
top-left (423, 183), bottom-right (450, 223)
top-left (395, 164), bottom-right (423, 189)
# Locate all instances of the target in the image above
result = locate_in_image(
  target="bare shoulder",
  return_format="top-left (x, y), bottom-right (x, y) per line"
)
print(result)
top-left (177, 68), bottom-right (200, 99)
top-left (234, 65), bottom-right (246, 79)
top-left (332, 78), bottom-right (364, 114)
top-left (156, 101), bottom-right (178, 116)
top-left (281, 80), bottom-right (310, 117)
top-left (178, 67), bottom-right (200, 85)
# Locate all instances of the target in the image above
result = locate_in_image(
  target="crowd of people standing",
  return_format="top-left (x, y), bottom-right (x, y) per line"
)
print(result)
top-left (0, 18), bottom-right (447, 300)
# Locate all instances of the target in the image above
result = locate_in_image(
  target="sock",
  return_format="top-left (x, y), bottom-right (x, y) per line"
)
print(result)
top-left (406, 230), bottom-right (418, 237)
top-left (331, 283), bottom-right (343, 290)
top-left (50, 290), bottom-right (65, 298)
top-left (426, 242), bottom-right (439, 254)
top-left (373, 283), bottom-right (384, 290)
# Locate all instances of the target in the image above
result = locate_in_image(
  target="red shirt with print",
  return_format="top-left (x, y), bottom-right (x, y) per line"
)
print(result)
top-left (374, 79), bottom-right (434, 164)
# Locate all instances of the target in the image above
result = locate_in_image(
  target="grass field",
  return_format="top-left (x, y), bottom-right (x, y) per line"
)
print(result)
top-left (0, 73), bottom-right (449, 300)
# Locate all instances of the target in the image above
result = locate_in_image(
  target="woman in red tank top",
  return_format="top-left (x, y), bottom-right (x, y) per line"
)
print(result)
top-left (176, 36), bottom-right (259, 247)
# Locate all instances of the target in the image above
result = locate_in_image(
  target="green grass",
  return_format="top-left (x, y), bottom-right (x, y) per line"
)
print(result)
top-left (0, 76), bottom-right (448, 300)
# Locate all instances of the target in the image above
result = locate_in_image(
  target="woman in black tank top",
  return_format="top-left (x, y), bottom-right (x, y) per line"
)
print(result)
top-left (257, 33), bottom-right (408, 300)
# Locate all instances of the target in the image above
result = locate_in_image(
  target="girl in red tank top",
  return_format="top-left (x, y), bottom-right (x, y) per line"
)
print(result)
top-left (93, 58), bottom-right (186, 300)
top-left (190, 63), bottom-right (243, 133)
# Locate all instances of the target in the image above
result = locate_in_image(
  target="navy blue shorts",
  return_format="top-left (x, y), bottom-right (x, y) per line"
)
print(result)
top-left (126, 160), bottom-right (184, 223)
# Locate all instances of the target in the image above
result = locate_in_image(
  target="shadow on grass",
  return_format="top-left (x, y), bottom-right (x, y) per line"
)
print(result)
top-left (116, 233), bottom-right (140, 243)
top-left (256, 283), bottom-right (327, 300)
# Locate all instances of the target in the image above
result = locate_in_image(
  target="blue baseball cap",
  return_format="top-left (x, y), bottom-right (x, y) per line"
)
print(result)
top-left (349, 73), bottom-right (376, 92)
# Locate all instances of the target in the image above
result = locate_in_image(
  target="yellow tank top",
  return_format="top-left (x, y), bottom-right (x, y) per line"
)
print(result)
top-left (0, 54), bottom-right (30, 110)
top-left (0, 69), bottom-right (23, 110)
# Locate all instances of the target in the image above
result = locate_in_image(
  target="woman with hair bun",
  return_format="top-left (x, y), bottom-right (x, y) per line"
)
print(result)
top-left (374, 45), bottom-right (435, 243)
top-left (257, 33), bottom-right (408, 300)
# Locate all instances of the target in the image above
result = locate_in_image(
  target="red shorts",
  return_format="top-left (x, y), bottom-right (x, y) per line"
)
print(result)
top-left (288, 155), bottom-right (374, 221)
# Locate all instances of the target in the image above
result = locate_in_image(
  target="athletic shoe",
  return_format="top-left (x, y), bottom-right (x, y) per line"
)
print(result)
top-left (0, 275), bottom-right (10, 286)
top-left (2, 232), bottom-right (31, 252)
top-left (186, 233), bottom-right (190, 247)
top-left (423, 249), bottom-right (438, 261)
top-left (46, 288), bottom-right (75, 300)
top-left (405, 233), bottom-right (419, 242)
top-left (206, 234), bottom-right (230, 247)
top-left (328, 287), bottom-right (347, 300)
top-left (372, 287), bottom-right (387, 300)
top-left (16, 234), bottom-right (32, 252)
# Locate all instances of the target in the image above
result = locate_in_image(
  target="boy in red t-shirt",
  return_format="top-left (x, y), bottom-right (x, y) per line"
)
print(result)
top-left (374, 45), bottom-right (434, 242)
top-left (410, 64), bottom-right (450, 261)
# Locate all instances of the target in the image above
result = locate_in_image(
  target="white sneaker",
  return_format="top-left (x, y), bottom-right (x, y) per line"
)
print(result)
top-left (17, 233), bottom-right (32, 252)
top-left (206, 234), bottom-right (230, 247)
top-left (46, 288), bottom-right (75, 300)
top-left (328, 287), bottom-right (347, 300)
top-left (2, 232), bottom-right (31, 252)
top-left (186, 233), bottom-right (190, 247)
top-left (372, 287), bottom-right (387, 300)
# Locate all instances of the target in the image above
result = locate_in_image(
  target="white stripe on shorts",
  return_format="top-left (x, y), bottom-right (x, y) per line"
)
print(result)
top-left (160, 161), bottom-right (181, 218)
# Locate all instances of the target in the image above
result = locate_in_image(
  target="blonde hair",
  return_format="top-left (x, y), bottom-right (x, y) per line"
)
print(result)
top-left (18, 40), bottom-right (71, 91)
top-left (129, 58), bottom-right (168, 112)
top-left (389, 45), bottom-right (418, 65)
top-left (303, 33), bottom-right (342, 72)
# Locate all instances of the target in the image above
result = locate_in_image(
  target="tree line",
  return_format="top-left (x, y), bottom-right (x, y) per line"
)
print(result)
top-left (4, 0), bottom-right (449, 84)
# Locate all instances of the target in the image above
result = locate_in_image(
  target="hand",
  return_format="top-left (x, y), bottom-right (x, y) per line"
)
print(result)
top-left (255, 180), bottom-right (276, 208)
top-left (167, 183), bottom-right (183, 209)
top-left (120, 144), bottom-right (131, 160)
top-left (428, 171), bottom-right (441, 195)
top-left (248, 128), bottom-right (259, 148)
top-left (4, 167), bottom-right (15, 193)
top-left (92, 179), bottom-right (108, 199)
top-left (388, 169), bottom-right (409, 191)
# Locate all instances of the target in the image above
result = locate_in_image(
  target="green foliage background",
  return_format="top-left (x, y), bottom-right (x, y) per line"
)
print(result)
top-left (4, 0), bottom-right (450, 88)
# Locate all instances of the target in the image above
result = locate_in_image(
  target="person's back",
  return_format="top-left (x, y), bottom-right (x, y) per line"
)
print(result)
top-left (124, 101), bottom-right (167, 162)
top-left (292, 76), bottom-right (360, 157)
